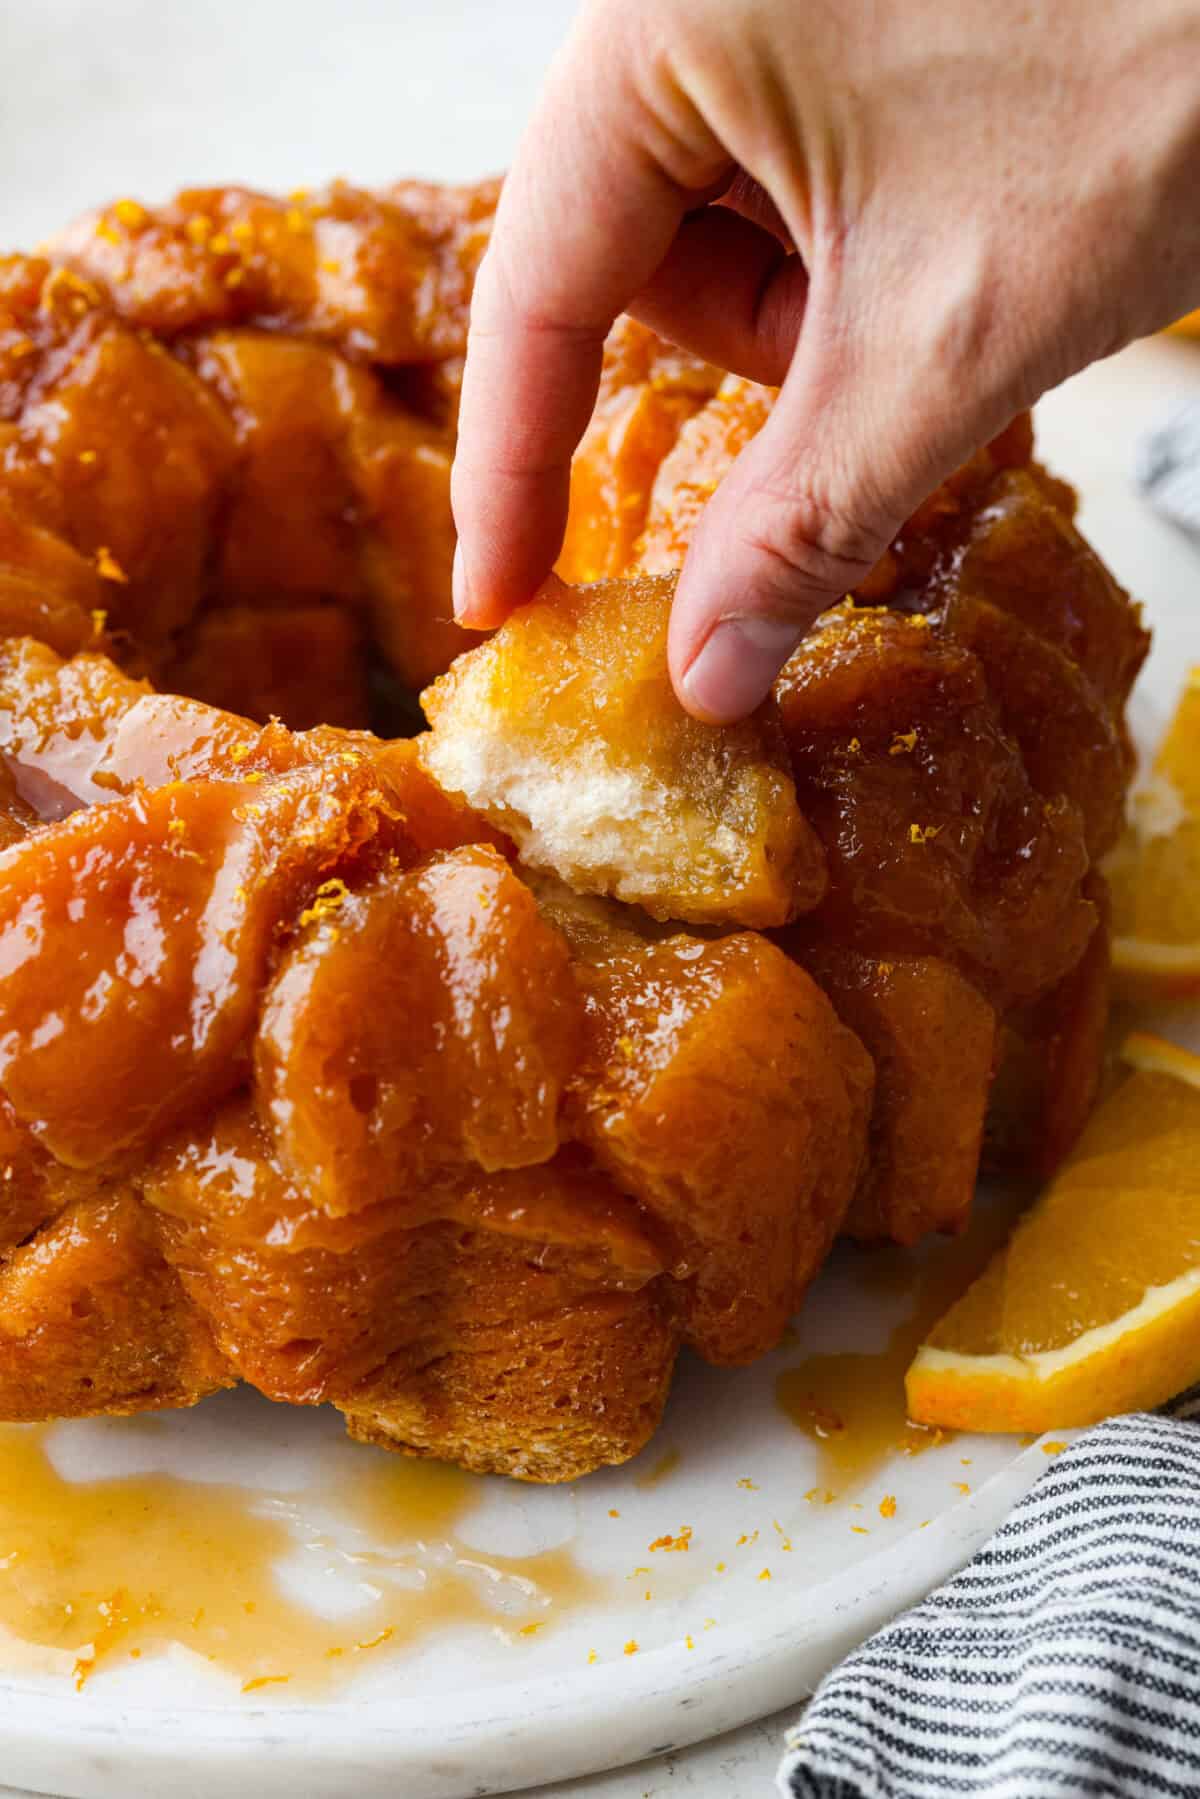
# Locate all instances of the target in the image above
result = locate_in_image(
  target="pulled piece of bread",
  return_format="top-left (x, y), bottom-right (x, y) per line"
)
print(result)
top-left (421, 572), bottom-right (827, 927)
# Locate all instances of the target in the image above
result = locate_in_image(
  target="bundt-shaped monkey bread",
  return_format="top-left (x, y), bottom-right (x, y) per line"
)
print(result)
top-left (0, 180), bottom-right (1147, 1479)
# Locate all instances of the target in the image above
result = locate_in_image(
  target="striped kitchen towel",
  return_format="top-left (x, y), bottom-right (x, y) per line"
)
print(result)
top-left (1136, 401), bottom-right (1200, 536)
top-left (779, 1412), bottom-right (1200, 1798)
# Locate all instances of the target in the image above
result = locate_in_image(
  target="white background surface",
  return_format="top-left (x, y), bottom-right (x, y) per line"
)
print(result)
top-left (1, 3), bottom-right (1200, 1795)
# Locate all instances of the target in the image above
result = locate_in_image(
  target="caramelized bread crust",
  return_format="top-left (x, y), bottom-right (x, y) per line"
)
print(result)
top-left (0, 186), bottom-right (1148, 1476)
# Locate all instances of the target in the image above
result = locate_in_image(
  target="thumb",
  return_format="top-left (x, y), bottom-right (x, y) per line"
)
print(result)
top-left (668, 296), bottom-right (1024, 722)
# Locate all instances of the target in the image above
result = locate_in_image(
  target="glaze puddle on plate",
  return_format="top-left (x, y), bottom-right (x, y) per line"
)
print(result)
top-left (776, 1183), bottom-right (1031, 1491)
top-left (0, 1174), bottom-right (1080, 1799)
top-left (0, 1425), bottom-right (598, 1695)
top-left (0, 1186), bottom-right (1036, 1706)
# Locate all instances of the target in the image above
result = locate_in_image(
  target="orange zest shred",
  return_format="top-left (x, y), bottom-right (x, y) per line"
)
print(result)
top-left (94, 546), bottom-right (129, 584)
top-left (648, 1525), bottom-right (692, 1552)
top-left (297, 877), bottom-right (349, 929)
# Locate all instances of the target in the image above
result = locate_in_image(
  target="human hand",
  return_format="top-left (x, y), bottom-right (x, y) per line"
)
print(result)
top-left (451, 0), bottom-right (1200, 720)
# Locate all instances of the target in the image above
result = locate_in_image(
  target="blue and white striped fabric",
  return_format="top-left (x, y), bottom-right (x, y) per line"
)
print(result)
top-left (1136, 401), bottom-right (1200, 537)
top-left (779, 1410), bottom-right (1200, 1798)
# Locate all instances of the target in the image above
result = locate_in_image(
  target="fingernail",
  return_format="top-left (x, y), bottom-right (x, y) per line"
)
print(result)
top-left (451, 542), bottom-right (471, 622)
top-left (679, 616), bottom-right (801, 722)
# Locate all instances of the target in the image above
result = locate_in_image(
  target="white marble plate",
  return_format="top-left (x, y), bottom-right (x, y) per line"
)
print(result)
top-left (0, 1255), bottom-right (1064, 1799)
top-left (2, 5), bottom-right (1200, 1797)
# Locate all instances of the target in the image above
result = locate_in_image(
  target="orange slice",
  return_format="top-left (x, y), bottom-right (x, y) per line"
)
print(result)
top-left (905, 1032), bottom-right (1200, 1432)
top-left (1107, 668), bottom-right (1200, 993)
top-left (1168, 309), bottom-right (1200, 337)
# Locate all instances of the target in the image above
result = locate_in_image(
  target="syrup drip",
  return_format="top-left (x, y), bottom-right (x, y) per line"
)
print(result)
top-left (777, 1190), bottom-right (1029, 1489)
top-left (0, 1425), bottom-right (597, 1694)
top-left (635, 1446), bottom-right (681, 1489)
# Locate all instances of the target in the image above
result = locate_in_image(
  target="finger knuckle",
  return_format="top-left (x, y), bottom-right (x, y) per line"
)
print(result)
top-left (739, 478), bottom-right (886, 606)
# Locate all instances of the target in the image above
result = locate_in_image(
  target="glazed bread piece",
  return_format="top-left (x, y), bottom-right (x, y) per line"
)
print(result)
top-left (342, 1275), bottom-right (680, 1483)
top-left (0, 755), bottom-right (415, 1166)
top-left (985, 872), bottom-right (1113, 1180)
top-left (143, 1105), bottom-right (679, 1482)
top-left (28, 180), bottom-right (501, 696)
top-left (421, 572), bottom-right (828, 928)
top-left (637, 375), bottom-right (776, 575)
top-left (181, 327), bottom-right (467, 690)
top-left (941, 466), bottom-right (1149, 720)
top-left (536, 880), bottom-right (875, 1360)
top-left (791, 945), bottom-right (996, 1246)
top-left (774, 601), bottom-right (1099, 1012)
top-left (49, 179), bottom-right (499, 362)
top-left (557, 317), bottom-right (722, 584)
top-left (255, 844), bottom-right (584, 1211)
top-left (771, 599), bottom-right (1115, 1242)
top-left (0, 503), bottom-right (113, 657)
top-left (162, 605), bottom-right (370, 731)
top-left (0, 1184), bottom-right (233, 1422)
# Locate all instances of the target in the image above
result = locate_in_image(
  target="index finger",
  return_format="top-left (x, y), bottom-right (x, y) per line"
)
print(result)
top-left (450, 6), bottom-right (728, 626)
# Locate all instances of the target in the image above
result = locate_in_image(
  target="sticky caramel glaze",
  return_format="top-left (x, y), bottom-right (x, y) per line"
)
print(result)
top-left (0, 757), bottom-right (411, 1166)
top-left (0, 1424), bottom-right (597, 1694)
top-left (557, 317), bottom-right (722, 584)
top-left (0, 638), bottom-right (502, 853)
top-left (50, 179), bottom-right (499, 364)
top-left (255, 845), bottom-right (582, 1212)
top-left (776, 1190), bottom-right (1030, 1488)
top-left (536, 881), bottom-right (875, 1364)
top-left (775, 603), bottom-right (1098, 1013)
top-left (3, 183), bottom-right (497, 702)
top-left (635, 1446), bottom-right (682, 1490)
top-left (142, 1100), bottom-right (667, 1411)
top-left (791, 946), bottom-right (997, 1247)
